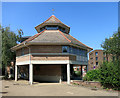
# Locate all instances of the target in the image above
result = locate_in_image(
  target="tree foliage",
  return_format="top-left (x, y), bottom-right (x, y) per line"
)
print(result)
top-left (83, 69), bottom-right (100, 81)
top-left (100, 28), bottom-right (120, 90)
top-left (99, 61), bottom-right (120, 90)
top-left (1, 25), bottom-right (23, 75)
top-left (101, 29), bottom-right (120, 60)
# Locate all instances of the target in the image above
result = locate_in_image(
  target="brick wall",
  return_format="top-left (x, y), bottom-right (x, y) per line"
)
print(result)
top-left (16, 45), bottom-right (77, 63)
top-left (30, 45), bottom-right (62, 53)
top-left (71, 80), bottom-right (101, 88)
top-left (16, 55), bottom-right (30, 62)
top-left (69, 55), bottom-right (76, 61)
top-left (33, 65), bottom-right (61, 76)
top-left (31, 55), bottom-right (69, 60)
top-left (16, 55), bottom-right (76, 62)
top-left (16, 47), bottom-right (29, 57)
top-left (16, 45), bottom-right (62, 57)
top-left (33, 64), bottom-right (62, 82)
top-left (88, 50), bottom-right (113, 70)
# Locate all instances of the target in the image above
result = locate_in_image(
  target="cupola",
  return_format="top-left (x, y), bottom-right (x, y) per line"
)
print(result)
top-left (35, 15), bottom-right (70, 34)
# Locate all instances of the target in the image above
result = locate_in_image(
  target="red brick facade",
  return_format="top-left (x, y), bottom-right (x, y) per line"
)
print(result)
top-left (16, 45), bottom-right (77, 62)
top-left (88, 50), bottom-right (112, 70)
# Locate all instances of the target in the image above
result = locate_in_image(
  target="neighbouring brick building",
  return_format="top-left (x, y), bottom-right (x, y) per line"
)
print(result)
top-left (11, 15), bottom-right (93, 84)
top-left (88, 49), bottom-right (112, 70)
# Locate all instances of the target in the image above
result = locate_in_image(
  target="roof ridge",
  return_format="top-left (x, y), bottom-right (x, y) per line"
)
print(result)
top-left (35, 16), bottom-right (53, 29)
top-left (15, 30), bottom-right (46, 47)
top-left (35, 15), bottom-right (70, 29)
top-left (23, 30), bottom-right (46, 43)
top-left (58, 30), bottom-right (71, 42)
top-left (69, 35), bottom-right (93, 49)
top-left (52, 15), bottom-right (62, 23)
top-left (53, 15), bottom-right (70, 28)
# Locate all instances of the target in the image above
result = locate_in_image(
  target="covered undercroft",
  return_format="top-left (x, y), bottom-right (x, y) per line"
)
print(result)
top-left (15, 61), bottom-right (88, 85)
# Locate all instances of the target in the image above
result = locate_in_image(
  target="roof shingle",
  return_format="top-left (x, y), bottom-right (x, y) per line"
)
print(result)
top-left (11, 30), bottom-right (92, 51)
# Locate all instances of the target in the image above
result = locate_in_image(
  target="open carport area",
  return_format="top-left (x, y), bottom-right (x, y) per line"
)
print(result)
top-left (1, 80), bottom-right (118, 96)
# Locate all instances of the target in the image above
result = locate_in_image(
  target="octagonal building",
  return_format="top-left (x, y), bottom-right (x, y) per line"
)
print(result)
top-left (11, 15), bottom-right (93, 84)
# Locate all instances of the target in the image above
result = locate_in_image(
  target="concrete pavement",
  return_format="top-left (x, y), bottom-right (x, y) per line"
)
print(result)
top-left (1, 80), bottom-right (118, 96)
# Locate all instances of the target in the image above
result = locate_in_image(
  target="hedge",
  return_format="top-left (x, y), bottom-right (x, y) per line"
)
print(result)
top-left (84, 60), bottom-right (120, 90)
top-left (99, 60), bottom-right (120, 90)
top-left (83, 69), bottom-right (100, 81)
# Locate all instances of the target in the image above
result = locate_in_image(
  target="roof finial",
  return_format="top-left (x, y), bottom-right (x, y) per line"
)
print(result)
top-left (52, 8), bottom-right (55, 15)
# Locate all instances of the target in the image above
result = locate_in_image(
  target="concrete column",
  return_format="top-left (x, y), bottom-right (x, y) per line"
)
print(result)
top-left (59, 76), bottom-right (62, 83)
top-left (29, 63), bottom-right (33, 85)
top-left (15, 65), bottom-right (18, 81)
top-left (67, 63), bottom-right (70, 84)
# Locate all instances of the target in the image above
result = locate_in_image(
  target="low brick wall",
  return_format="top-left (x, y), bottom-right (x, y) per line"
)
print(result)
top-left (71, 80), bottom-right (101, 88)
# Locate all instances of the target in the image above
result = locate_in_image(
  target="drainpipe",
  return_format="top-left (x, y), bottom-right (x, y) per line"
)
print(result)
top-left (24, 41), bottom-right (31, 64)
top-left (24, 41), bottom-right (32, 84)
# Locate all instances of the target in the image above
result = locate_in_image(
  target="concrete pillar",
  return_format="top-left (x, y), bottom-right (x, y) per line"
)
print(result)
top-left (15, 65), bottom-right (18, 81)
top-left (59, 76), bottom-right (62, 83)
top-left (29, 63), bottom-right (33, 85)
top-left (67, 63), bottom-right (70, 84)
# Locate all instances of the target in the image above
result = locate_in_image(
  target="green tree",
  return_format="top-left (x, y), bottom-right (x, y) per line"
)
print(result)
top-left (1, 25), bottom-right (23, 75)
top-left (99, 61), bottom-right (120, 90)
top-left (100, 28), bottom-right (120, 90)
top-left (101, 29), bottom-right (120, 60)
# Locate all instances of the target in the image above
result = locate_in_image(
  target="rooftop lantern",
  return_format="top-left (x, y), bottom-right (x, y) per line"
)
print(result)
top-left (35, 15), bottom-right (70, 34)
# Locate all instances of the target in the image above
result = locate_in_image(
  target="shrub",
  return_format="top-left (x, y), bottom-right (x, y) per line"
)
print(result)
top-left (99, 60), bottom-right (120, 90)
top-left (83, 69), bottom-right (100, 81)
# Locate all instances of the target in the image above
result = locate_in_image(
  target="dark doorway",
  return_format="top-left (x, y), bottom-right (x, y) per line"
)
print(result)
top-left (61, 65), bottom-right (67, 81)
top-left (18, 65), bottom-right (29, 80)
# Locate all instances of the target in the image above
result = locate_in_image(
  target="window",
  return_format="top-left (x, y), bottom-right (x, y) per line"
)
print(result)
top-left (95, 52), bottom-right (98, 56)
top-left (96, 62), bottom-right (98, 66)
top-left (62, 46), bottom-right (68, 53)
top-left (21, 48), bottom-right (24, 56)
top-left (103, 52), bottom-right (106, 56)
top-left (58, 26), bottom-right (65, 33)
top-left (79, 49), bottom-right (87, 56)
top-left (69, 46), bottom-right (72, 53)
top-left (46, 25), bottom-right (58, 30)
top-left (79, 49), bottom-right (83, 56)
top-left (68, 46), bottom-right (87, 56)
top-left (91, 62), bottom-right (93, 64)
top-left (96, 57), bottom-right (98, 60)
top-left (103, 57), bottom-right (106, 60)
top-left (90, 58), bottom-right (93, 60)
top-left (85, 51), bottom-right (87, 57)
top-left (40, 26), bottom-right (46, 32)
top-left (74, 48), bottom-right (78, 54)
top-left (90, 53), bottom-right (93, 55)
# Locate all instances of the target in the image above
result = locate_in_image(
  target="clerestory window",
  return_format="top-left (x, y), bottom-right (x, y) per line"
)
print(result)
top-left (62, 46), bottom-right (69, 53)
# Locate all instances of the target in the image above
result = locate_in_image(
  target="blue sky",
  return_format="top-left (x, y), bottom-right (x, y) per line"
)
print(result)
top-left (2, 2), bottom-right (118, 50)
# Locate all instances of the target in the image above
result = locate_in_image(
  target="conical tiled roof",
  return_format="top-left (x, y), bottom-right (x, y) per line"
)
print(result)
top-left (35, 15), bottom-right (70, 34)
top-left (11, 30), bottom-right (93, 51)
top-left (44, 15), bottom-right (62, 23)
top-left (11, 15), bottom-right (93, 51)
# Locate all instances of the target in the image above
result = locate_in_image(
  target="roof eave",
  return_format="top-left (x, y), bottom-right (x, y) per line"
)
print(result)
top-left (35, 23), bottom-right (70, 33)
top-left (70, 43), bottom-right (93, 52)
